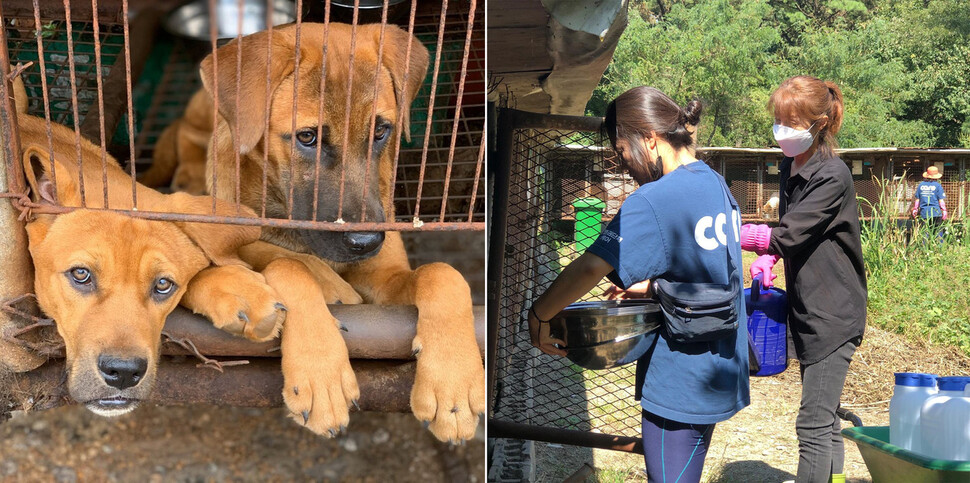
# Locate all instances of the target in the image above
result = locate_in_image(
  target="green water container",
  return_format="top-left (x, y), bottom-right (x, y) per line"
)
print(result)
top-left (572, 197), bottom-right (606, 252)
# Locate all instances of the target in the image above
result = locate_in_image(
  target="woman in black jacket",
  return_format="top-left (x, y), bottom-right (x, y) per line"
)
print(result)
top-left (740, 75), bottom-right (866, 483)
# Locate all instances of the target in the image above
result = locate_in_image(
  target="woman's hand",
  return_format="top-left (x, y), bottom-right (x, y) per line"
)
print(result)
top-left (750, 254), bottom-right (780, 288)
top-left (528, 308), bottom-right (567, 357)
top-left (604, 280), bottom-right (652, 300)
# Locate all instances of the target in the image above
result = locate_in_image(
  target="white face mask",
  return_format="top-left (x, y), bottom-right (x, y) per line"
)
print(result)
top-left (773, 122), bottom-right (817, 157)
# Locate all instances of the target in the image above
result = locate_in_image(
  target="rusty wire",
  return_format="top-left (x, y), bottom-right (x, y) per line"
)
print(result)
top-left (468, 127), bottom-right (485, 222)
top-left (208, 0), bottom-right (220, 214)
top-left (261, 0), bottom-right (275, 219)
top-left (233, 0), bottom-right (244, 214)
top-left (388, 0), bottom-right (418, 210)
top-left (90, 0), bottom-right (110, 209)
top-left (311, 0), bottom-right (332, 223)
top-left (335, 0), bottom-right (361, 224)
top-left (30, 1), bottom-right (58, 204)
top-left (122, 0), bottom-right (137, 209)
top-left (360, 0), bottom-right (392, 224)
top-left (0, 24), bottom-right (25, 200)
top-left (439, 0), bottom-right (476, 222)
top-left (61, 0), bottom-right (87, 208)
top-left (412, 0), bottom-right (450, 225)
top-left (286, 0), bottom-right (304, 221)
top-left (0, 294), bottom-right (59, 358)
top-left (161, 332), bottom-right (250, 373)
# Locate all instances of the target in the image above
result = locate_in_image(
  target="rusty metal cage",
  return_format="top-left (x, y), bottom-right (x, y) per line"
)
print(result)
top-left (0, 0), bottom-right (484, 415)
top-left (0, 0), bottom-right (484, 230)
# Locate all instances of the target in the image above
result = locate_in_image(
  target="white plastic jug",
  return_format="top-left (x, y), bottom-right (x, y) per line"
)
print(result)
top-left (890, 373), bottom-right (938, 452)
top-left (920, 376), bottom-right (970, 460)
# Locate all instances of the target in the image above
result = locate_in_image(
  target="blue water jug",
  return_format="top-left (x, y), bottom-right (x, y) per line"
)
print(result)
top-left (745, 274), bottom-right (788, 376)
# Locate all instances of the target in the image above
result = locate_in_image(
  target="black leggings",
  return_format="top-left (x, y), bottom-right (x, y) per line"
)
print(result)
top-left (642, 410), bottom-right (715, 483)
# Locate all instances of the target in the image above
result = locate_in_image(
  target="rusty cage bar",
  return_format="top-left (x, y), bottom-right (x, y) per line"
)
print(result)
top-left (0, 0), bottom-right (485, 415)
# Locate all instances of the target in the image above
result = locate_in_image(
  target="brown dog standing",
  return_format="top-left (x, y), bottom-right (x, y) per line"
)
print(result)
top-left (192, 23), bottom-right (485, 442)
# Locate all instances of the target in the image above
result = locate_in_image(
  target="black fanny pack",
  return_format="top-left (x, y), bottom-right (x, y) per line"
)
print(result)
top-left (654, 277), bottom-right (739, 343)
top-left (654, 172), bottom-right (741, 344)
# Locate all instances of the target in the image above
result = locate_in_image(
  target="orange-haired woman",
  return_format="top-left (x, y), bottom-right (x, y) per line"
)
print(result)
top-left (740, 76), bottom-right (866, 483)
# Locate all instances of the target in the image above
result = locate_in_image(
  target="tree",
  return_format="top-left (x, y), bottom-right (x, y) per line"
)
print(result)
top-left (587, 0), bottom-right (967, 148)
top-left (589, 0), bottom-right (781, 147)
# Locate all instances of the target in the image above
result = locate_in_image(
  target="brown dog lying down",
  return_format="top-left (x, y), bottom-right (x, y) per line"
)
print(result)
top-left (146, 23), bottom-right (485, 442)
top-left (12, 67), bottom-right (366, 432)
top-left (17, 111), bottom-right (276, 416)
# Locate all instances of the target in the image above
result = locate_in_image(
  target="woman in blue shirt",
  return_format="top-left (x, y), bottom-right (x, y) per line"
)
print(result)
top-left (528, 86), bottom-right (749, 483)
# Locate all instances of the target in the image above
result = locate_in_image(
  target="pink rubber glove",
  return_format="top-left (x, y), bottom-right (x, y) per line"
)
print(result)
top-left (941, 199), bottom-right (948, 220)
top-left (750, 254), bottom-right (780, 288)
top-left (740, 223), bottom-right (772, 255)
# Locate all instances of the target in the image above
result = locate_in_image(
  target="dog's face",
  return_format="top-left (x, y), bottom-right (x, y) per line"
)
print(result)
top-left (19, 140), bottom-right (259, 416)
top-left (201, 23), bottom-right (430, 263)
top-left (27, 211), bottom-right (209, 416)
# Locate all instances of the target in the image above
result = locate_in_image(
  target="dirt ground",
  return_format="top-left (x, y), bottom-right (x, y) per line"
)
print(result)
top-left (0, 404), bottom-right (485, 482)
top-left (533, 324), bottom-right (970, 482)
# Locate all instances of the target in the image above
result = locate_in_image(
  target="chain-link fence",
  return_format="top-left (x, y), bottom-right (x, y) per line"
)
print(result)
top-left (490, 114), bottom-right (641, 443)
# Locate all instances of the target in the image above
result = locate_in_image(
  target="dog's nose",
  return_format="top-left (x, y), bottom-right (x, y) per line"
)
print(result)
top-left (97, 355), bottom-right (148, 390)
top-left (343, 232), bottom-right (384, 254)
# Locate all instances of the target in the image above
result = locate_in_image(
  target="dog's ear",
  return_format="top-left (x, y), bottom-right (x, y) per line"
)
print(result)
top-left (199, 30), bottom-right (296, 155)
top-left (160, 192), bottom-right (261, 268)
top-left (381, 26), bottom-right (430, 143)
top-left (22, 145), bottom-right (72, 205)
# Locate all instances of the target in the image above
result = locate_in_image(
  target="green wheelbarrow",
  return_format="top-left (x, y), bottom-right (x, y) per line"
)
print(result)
top-left (839, 408), bottom-right (970, 482)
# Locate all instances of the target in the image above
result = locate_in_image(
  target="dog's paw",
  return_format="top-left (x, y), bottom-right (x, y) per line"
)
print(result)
top-left (282, 324), bottom-right (360, 437)
top-left (410, 335), bottom-right (485, 443)
top-left (208, 292), bottom-right (286, 342)
top-left (185, 265), bottom-right (286, 342)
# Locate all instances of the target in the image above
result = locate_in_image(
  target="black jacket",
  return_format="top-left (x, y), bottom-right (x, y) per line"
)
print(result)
top-left (768, 151), bottom-right (867, 364)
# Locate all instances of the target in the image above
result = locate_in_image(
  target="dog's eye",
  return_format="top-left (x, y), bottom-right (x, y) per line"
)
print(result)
top-left (70, 268), bottom-right (92, 285)
top-left (296, 130), bottom-right (317, 147)
top-left (154, 278), bottom-right (175, 295)
top-left (373, 123), bottom-right (391, 142)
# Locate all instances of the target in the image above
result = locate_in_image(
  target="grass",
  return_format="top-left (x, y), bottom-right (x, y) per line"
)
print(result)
top-left (747, 175), bottom-right (970, 358)
top-left (859, 176), bottom-right (970, 355)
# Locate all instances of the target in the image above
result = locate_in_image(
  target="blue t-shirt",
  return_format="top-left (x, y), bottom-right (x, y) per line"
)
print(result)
top-left (916, 181), bottom-right (945, 219)
top-left (586, 161), bottom-right (750, 425)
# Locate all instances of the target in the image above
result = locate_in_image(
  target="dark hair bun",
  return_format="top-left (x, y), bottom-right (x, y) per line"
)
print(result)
top-left (683, 100), bottom-right (703, 126)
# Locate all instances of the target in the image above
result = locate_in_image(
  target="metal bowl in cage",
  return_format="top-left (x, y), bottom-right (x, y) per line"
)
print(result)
top-left (303, 0), bottom-right (411, 26)
top-left (547, 299), bottom-right (662, 370)
top-left (164, 0), bottom-right (297, 56)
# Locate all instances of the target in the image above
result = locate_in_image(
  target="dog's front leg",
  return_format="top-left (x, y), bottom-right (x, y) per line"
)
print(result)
top-left (345, 234), bottom-right (485, 443)
top-left (260, 257), bottom-right (360, 437)
top-left (239, 241), bottom-right (363, 305)
top-left (181, 265), bottom-right (286, 342)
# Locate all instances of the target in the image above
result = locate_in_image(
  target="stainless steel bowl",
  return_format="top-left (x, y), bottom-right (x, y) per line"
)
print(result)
top-left (561, 333), bottom-right (656, 370)
top-left (304, 0), bottom-right (410, 25)
top-left (165, 0), bottom-right (297, 42)
top-left (547, 299), bottom-right (663, 370)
